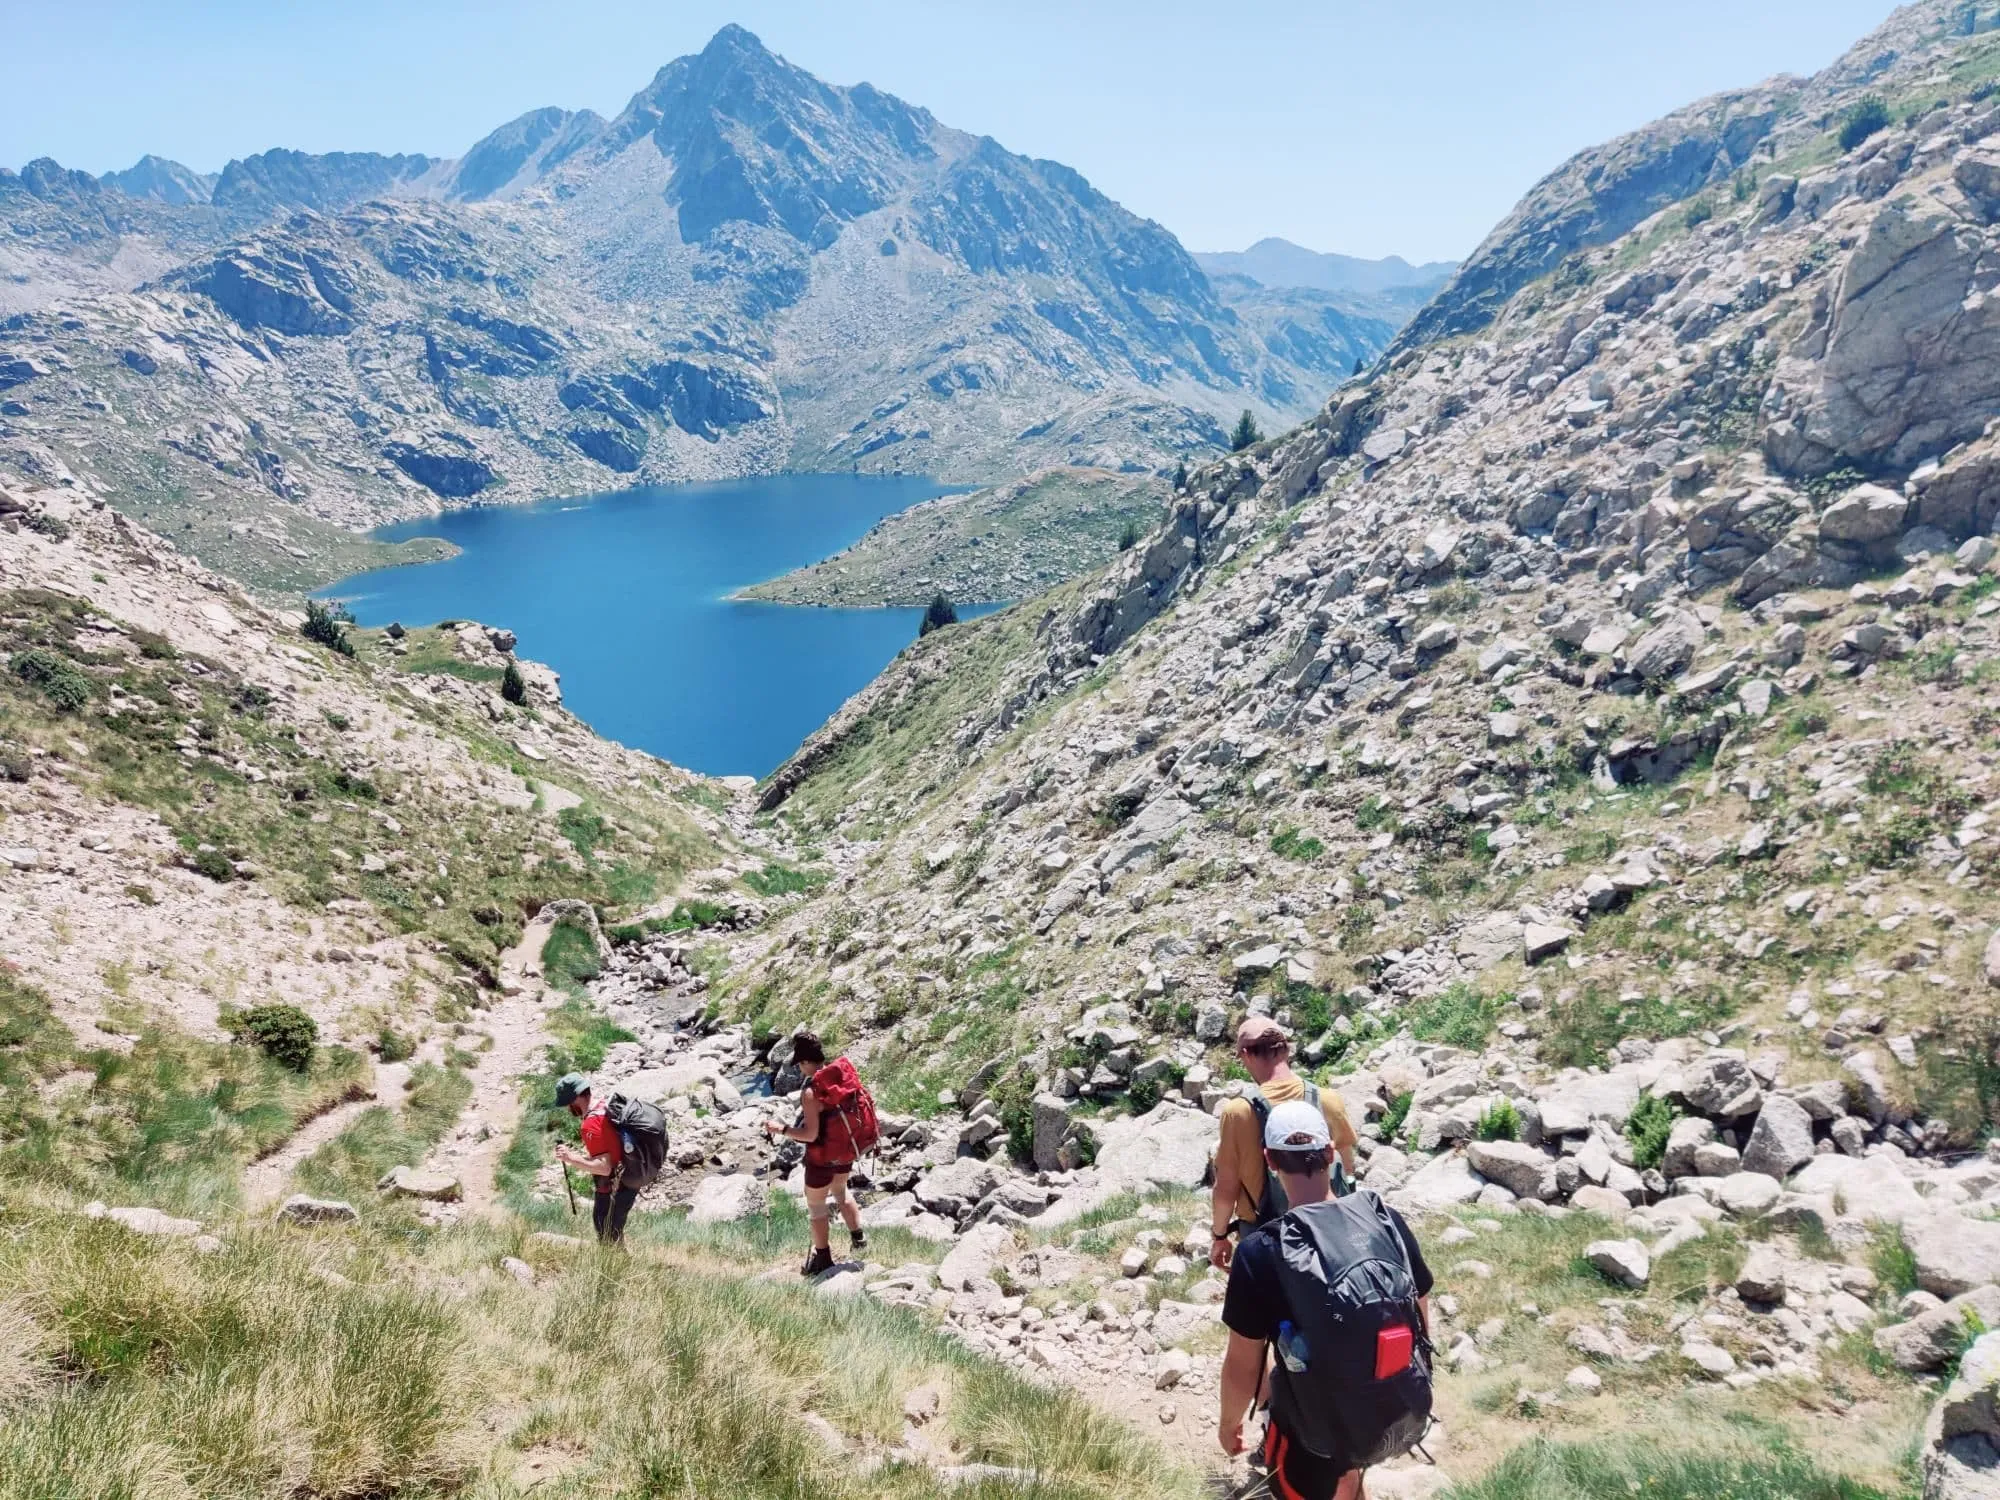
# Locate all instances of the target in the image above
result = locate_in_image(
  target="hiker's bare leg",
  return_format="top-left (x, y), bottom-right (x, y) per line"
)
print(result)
top-left (829, 1174), bottom-right (861, 1235)
top-left (805, 1181), bottom-right (832, 1251)
top-left (1336, 1470), bottom-right (1365, 1500)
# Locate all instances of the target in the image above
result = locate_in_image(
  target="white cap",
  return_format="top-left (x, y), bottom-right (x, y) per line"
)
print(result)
top-left (1263, 1099), bottom-right (1331, 1152)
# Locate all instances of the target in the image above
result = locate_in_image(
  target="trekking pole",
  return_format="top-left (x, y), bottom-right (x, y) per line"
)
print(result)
top-left (562, 1162), bottom-right (578, 1216)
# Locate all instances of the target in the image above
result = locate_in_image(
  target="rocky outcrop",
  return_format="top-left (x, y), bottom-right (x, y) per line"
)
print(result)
top-left (382, 434), bottom-right (498, 497)
top-left (177, 242), bottom-right (363, 336)
top-left (1767, 199), bottom-right (2000, 477)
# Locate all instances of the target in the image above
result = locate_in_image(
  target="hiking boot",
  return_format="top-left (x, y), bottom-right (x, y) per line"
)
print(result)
top-left (849, 1229), bottom-right (868, 1254)
top-left (801, 1246), bottom-right (835, 1278)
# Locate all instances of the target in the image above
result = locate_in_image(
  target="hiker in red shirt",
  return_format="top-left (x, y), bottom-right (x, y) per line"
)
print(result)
top-left (764, 1031), bottom-right (874, 1276)
top-left (553, 1072), bottom-right (635, 1244)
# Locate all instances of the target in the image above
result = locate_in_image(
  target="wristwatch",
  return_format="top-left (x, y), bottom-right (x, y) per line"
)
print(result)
top-left (1212, 1229), bottom-right (1232, 1242)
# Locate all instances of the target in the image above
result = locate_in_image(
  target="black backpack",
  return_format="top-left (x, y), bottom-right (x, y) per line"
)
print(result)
top-left (1260, 1192), bottom-right (1433, 1467)
top-left (1247, 1085), bottom-right (1349, 1224)
top-left (604, 1093), bottom-right (669, 1190)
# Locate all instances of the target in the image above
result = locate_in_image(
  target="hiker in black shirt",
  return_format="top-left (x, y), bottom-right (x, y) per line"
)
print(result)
top-left (1220, 1100), bottom-right (1434, 1500)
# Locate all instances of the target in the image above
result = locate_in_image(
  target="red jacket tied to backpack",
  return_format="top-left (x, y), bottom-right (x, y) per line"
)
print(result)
top-left (804, 1057), bottom-right (880, 1168)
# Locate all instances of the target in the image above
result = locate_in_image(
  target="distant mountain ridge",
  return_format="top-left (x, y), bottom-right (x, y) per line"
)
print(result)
top-left (1194, 237), bottom-right (1458, 295)
top-left (0, 26), bottom-right (1416, 591)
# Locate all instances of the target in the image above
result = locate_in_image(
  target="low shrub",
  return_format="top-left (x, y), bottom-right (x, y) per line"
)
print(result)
top-left (1379, 1090), bottom-right (1414, 1140)
top-left (301, 598), bottom-right (356, 658)
top-left (1270, 826), bottom-right (1324, 861)
top-left (1623, 1093), bottom-right (1677, 1169)
top-left (1840, 94), bottom-right (1892, 152)
top-left (500, 658), bottom-right (528, 704)
top-left (1476, 1098), bottom-right (1521, 1142)
top-left (12, 647), bottom-right (92, 711)
top-left (226, 1003), bottom-right (319, 1072)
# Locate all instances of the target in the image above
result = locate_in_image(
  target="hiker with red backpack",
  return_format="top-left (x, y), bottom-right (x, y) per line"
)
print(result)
top-left (1219, 1100), bottom-right (1435, 1500)
top-left (553, 1072), bottom-right (669, 1246)
top-left (763, 1031), bottom-right (879, 1276)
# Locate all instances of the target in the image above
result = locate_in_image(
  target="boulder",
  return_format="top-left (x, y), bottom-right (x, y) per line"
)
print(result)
top-left (1819, 484), bottom-right (1909, 544)
top-left (1536, 1074), bottom-right (1640, 1136)
top-left (1571, 1185), bottom-right (1632, 1219)
top-left (1908, 1211), bottom-right (2000, 1299)
top-left (687, 1173), bottom-right (764, 1225)
top-left (1794, 1153), bottom-right (1926, 1224)
top-left (1875, 1285), bottom-right (2000, 1371)
top-left (1626, 610), bottom-right (1703, 680)
top-left (275, 1195), bottom-right (359, 1225)
top-left (1390, 1151), bottom-right (1489, 1213)
top-left (937, 1223), bottom-right (1014, 1292)
top-left (1942, 1331), bottom-right (2000, 1443)
top-left (89, 1203), bottom-right (203, 1238)
top-left (1740, 1095), bottom-right (1816, 1180)
top-left (1466, 1141), bottom-right (1556, 1201)
top-left (1523, 923), bottom-right (1575, 964)
top-left (1586, 1238), bottom-right (1651, 1288)
top-left (1735, 1244), bottom-right (1788, 1304)
top-left (377, 1166), bottom-right (462, 1202)
top-left (916, 1158), bottom-right (1000, 1217)
top-left (1031, 1094), bottom-right (1075, 1173)
top-left (1677, 1051), bottom-right (1763, 1117)
top-left (1662, 1117), bottom-right (1716, 1178)
top-left (1714, 1172), bottom-right (1782, 1219)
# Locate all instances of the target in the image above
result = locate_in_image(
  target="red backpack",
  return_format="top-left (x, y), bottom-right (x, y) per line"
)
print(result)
top-left (806, 1057), bottom-right (880, 1165)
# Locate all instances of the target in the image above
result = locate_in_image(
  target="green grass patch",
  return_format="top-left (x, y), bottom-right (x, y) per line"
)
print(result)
top-left (1444, 1436), bottom-right (1899, 1500)
top-left (294, 1063), bottom-right (475, 1204)
top-left (1405, 983), bottom-right (1505, 1051)
top-left (743, 861), bottom-right (829, 898)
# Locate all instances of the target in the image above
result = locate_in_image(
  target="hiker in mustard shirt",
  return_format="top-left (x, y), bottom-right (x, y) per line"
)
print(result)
top-left (1209, 1016), bottom-right (1358, 1270)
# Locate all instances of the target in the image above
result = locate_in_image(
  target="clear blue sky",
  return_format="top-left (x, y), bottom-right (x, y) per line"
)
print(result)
top-left (5, 0), bottom-right (1899, 263)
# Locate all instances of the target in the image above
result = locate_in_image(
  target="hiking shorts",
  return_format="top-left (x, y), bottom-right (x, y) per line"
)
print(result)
top-left (803, 1160), bottom-right (852, 1191)
top-left (1260, 1419), bottom-right (1353, 1500)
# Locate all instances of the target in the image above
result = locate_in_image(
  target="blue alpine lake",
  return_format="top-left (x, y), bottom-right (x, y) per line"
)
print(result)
top-left (321, 474), bottom-right (986, 778)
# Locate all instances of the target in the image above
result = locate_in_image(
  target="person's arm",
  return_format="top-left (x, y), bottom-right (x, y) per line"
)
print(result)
top-left (555, 1128), bottom-right (614, 1177)
top-left (1210, 1102), bottom-right (1246, 1269)
top-left (1323, 1093), bottom-right (1359, 1178)
top-left (768, 1091), bottom-right (821, 1144)
top-left (1210, 1160), bottom-right (1241, 1270)
top-left (1218, 1331), bottom-right (1267, 1456)
top-left (1417, 1292), bottom-right (1431, 1339)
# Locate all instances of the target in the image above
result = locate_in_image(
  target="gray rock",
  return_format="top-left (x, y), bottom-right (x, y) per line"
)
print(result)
top-left (1586, 1238), bottom-right (1650, 1288)
top-left (1715, 1172), bottom-right (1782, 1219)
top-left (1942, 1331), bottom-right (2000, 1443)
top-left (1735, 1244), bottom-right (1788, 1304)
top-left (1627, 610), bottom-right (1703, 681)
top-left (1663, 1116), bottom-right (1716, 1178)
top-left (1741, 1095), bottom-right (1816, 1181)
top-left (1031, 1094), bottom-right (1075, 1173)
top-left (916, 1158), bottom-right (1000, 1216)
top-left (376, 1166), bottom-right (462, 1202)
top-left (276, 1195), bottom-right (359, 1225)
top-left (938, 1224), bottom-right (1014, 1292)
top-left (1523, 923), bottom-right (1575, 964)
top-left (1819, 484), bottom-right (1909, 544)
top-left (1677, 1051), bottom-right (1763, 1117)
top-left (1875, 1286), bottom-right (2000, 1371)
top-left (1466, 1140), bottom-right (1557, 1201)
top-left (687, 1173), bottom-right (764, 1225)
top-left (1908, 1211), bottom-right (2000, 1299)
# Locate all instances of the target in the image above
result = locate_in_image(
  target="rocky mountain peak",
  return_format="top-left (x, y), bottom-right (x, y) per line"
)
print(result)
top-left (211, 147), bottom-right (439, 213)
top-left (446, 106), bottom-right (604, 201)
top-left (99, 154), bottom-right (218, 206)
top-left (604, 26), bottom-right (936, 248)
